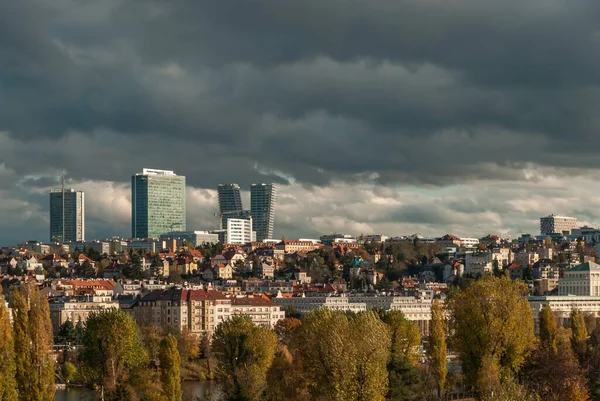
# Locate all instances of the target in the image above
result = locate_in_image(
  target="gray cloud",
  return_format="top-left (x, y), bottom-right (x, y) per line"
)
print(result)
top-left (1, 0), bottom-right (600, 244)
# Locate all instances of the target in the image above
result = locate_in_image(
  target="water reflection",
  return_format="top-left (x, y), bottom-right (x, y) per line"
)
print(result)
top-left (55, 381), bottom-right (222, 401)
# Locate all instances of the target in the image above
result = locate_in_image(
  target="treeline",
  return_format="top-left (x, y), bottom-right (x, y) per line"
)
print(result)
top-left (3, 277), bottom-right (600, 400)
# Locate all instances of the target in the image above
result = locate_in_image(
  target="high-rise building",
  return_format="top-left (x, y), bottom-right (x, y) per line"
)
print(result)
top-left (132, 168), bottom-right (186, 239)
top-left (250, 183), bottom-right (277, 241)
top-left (540, 214), bottom-right (579, 236)
top-left (218, 184), bottom-right (243, 213)
top-left (50, 188), bottom-right (85, 243)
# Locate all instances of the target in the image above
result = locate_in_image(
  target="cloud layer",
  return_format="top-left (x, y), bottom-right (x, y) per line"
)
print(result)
top-left (2, 0), bottom-right (600, 245)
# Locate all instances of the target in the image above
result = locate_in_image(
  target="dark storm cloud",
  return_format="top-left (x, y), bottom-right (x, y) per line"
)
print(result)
top-left (3, 0), bottom-right (600, 245)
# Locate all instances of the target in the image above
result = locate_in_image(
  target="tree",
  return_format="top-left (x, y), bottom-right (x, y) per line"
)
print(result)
top-left (0, 295), bottom-right (17, 401)
top-left (571, 309), bottom-right (588, 364)
top-left (523, 328), bottom-right (589, 401)
top-left (159, 335), bottom-right (182, 401)
top-left (378, 310), bottom-right (421, 365)
top-left (58, 320), bottom-right (78, 344)
top-left (446, 276), bottom-right (535, 395)
top-left (351, 312), bottom-right (391, 401)
top-left (274, 317), bottom-right (302, 346)
top-left (80, 309), bottom-right (148, 391)
top-left (295, 309), bottom-right (355, 401)
top-left (212, 316), bottom-right (278, 401)
top-left (387, 356), bottom-right (424, 401)
top-left (297, 310), bottom-right (391, 401)
top-left (13, 283), bottom-right (55, 401)
top-left (539, 304), bottom-right (558, 354)
top-left (61, 362), bottom-right (77, 385)
top-left (427, 300), bottom-right (447, 399)
top-left (264, 345), bottom-right (309, 401)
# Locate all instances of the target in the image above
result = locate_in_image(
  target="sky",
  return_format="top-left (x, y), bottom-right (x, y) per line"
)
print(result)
top-left (3, 0), bottom-right (600, 246)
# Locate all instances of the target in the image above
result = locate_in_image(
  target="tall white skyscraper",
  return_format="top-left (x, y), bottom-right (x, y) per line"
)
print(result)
top-left (50, 188), bottom-right (85, 243)
top-left (250, 183), bottom-right (277, 241)
top-left (132, 168), bottom-right (186, 239)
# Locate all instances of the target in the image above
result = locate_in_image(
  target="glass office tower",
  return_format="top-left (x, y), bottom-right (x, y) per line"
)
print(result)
top-left (50, 188), bottom-right (85, 243)
top-left (132, 168), bottom-right (186, 239)
top-left (250, 183), bottom-right (277, 241)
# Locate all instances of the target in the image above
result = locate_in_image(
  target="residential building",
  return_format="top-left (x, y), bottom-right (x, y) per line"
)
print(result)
top-left (320, 233), bottom-right (354, 245)
top-left (160, 231), bottom-right (219, 248)
top-left (572, 226), bottom-right (600, 243)
top-left (50, 188), bottom-right (85, 242)
top-left (436, 234), bottom-right (462, 248)
top-left (540, 215), bottom-right (578, 236)
top-left (277, 240), bottom-right (323, 254)
top-left (131, 168), bottom-right (186, 239)
top-left (460, 237), bottom-right (480, 248)
top-left (465, 252), bottom-right (494, 277)
top-left (226, 218), bottom-right (255, 244)
top-left (250, 183), bottom-right (277, 241)
top-left (558, 261), bottom-right (600, 296)
top-left (514, 251), bottom-right (539, 268)
top-left (491, 247), bottom-right (512, 267)
top-left (231, 296), bottom-right (284, 328)
top-left (363, 234), bottom-right (389, 243)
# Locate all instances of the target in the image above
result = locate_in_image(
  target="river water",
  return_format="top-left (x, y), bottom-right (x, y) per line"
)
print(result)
top-left (55, 381), bottom-right (222, 401)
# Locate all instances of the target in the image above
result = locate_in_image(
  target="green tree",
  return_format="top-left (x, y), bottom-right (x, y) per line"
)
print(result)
top-left (539, 304), bottom-right (557, 354)
top-left (58, 320), bottom-right (78, 344)
top-left (378, 310), bottom-right (421, 365)
top-left (570, 309), bottom-right (588, 364)
top-left (427, 300), bottom-right (447, 399)
top-left (387, 356), bottom-right (424, 401)
top-left (159, 335), bottom-right (182, 401)
top-left (13, 283), bottom-right (55, 401)
top-left (352, 312), bottom-right (391, 401)
top-left (0, 295), bottom-right (17, 401)
top-left (61, 362), bottom-right (77, 385)
top-left (80, 309), bottom-right (148, 391)
top-left (297, 310), bottom-right (391, 401)
top-left (212, 316), bottom-right (278, 401)
top-left (446, 276), bottom-right (535, 395)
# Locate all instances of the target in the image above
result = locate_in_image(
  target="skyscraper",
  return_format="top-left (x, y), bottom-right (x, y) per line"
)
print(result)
top-left (217, 183), bottom-right (249, 229)
top-left (218, 184), bottom-right (243, 213)
top-left (250, 183), bottom-right (277, 241)
top-left (50, 188), bottom-right (85, 243)
top-left (132, 168), bottom-right (186, 239)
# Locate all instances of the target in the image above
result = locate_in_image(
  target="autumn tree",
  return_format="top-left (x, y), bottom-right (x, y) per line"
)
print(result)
top-left (571, 309), bottom-right (588, 364)
top-left (427, 299), bottom-right (447, 399)
top-left (377, 309), bottom-right (421, 365)
top-left (80, 309), bottom-right (148, 391)
top-left (539, 304), bottom-right (557, 354)
top-left (159, 335), bottom-right (182, 401)
top-left (264, 345), bottom-right (309, 401)
top-left (274, 317), bottom-right (302, 346)
top-left (13, 283), bottom-right (55, 401)
top-left (447, 276), bottom-right (535, 395)
top-left (523, 328), bottom-right (589, 401)
top-left (212, 316), bottom-right (278, 401)
top-left (298, 310), bottom-right (391, 401)
top-left (0, 295), bottom-right (17, 401)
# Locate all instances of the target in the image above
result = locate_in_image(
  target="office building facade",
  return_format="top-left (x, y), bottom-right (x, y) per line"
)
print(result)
top-left (218, 184), bottom-right (243, 213)
top-left (226, 218), bottom-right (255, 244)
top-left (50, 188), bottom-right (85, 242)
top-left (540, 214), bottom-right (579, 236)
top-left (250, 183), bottom-right (277, 241)
top-left (132, 168), bottom-right (186, 239)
